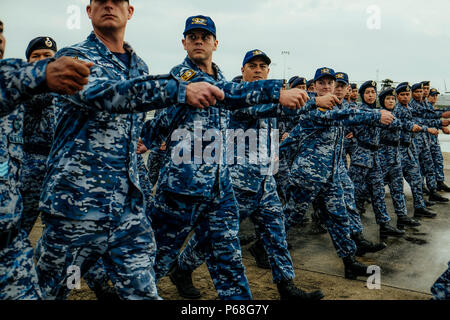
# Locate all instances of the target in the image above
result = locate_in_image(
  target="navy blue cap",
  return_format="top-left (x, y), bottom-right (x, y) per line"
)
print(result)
top-left (379, 88), bottom-right (396, 108)
top-left (421, 81), bottom-right (430, 87)
top-left (291, 77), bottom-right (307, 88)
top-left (183, 15), bottom-right (216, 38)
top-left (26, 36), bottom-right (57, 60)
top-left (242, 49), bottom-right (271, 67)
top-left (396, 82), bottom-right (411, 94)
top-left (359, 80), bottom-right (377, 96)
top-left (232, 75), bottom-right (242, 83)
top-left (313, 67), bottom-right (336, 82)
top-left (429, 88), bottom-right (440, 96)
top-left (350, 83), bottom-right (357, 90)
top-left (411, 83), bottom-right (424, 92)
top-left (306, 79), bottom-right (314, 89)
top-left (288, 76), bottom-right (298, 86)
top-left (335, 72), bottom-right (349, 85)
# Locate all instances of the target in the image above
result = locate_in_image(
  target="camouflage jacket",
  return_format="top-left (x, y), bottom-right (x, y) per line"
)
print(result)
top-left (39, 32), bottom-right (186, 221)
top-left (22, 93), bottom-right (55, 155)
top-left (228, 101), bottom-right (318, 192)
top-left (379, 104), bottom-right (417, 166)
top-left (0, 58), bottom-right (49, 117)
top-left (0, 59), bottom-right (50, 231)
top-left (156, 57), bottom-right (284, 197)
top-left (280, 103), bottom-right (382, 184)
top-left (350, 102), bottom-right (410, 168)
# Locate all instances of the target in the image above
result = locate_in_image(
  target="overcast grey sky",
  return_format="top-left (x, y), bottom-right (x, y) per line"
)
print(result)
top-left (1, 0), bottom-right (450, 91)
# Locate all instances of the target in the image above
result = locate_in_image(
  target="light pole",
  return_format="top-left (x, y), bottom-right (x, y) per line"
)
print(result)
top-left (281, 51), bottom-right (290, 81)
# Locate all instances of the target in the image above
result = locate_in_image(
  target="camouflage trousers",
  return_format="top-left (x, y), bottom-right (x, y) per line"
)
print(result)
top-left (348, 163), bottom-right (392, 225)
top-left (150, 180), bottom-right (252, 300)
top-left (20, 152), bottom-right (47, 235)
top-left (35, 207), bottom-right (160, 300)
top-left (399, 146), bottom-right (427, 209)
top-left (146, 149), bottom-right (165, 188)
top-left (342, 138), bottom-right (357, 168)
top-left (177, 176), bottom-right (295, 284)
top-left (137, 154), bottom-right (154, 220)
top-left (339, 164), bottom-right (363, 235)
top-left (429, 134), bottom-right (445, 183)
top-left (284, 177), bottom-right (357, 258)
top-left (0, 229), bottom-right (42, 300)
top-left (431, 261), bottom-right (450, 300)
top-left (414, 134), bottom-right (438, 191)
top-left (379, 153), bottom-right (408, 218)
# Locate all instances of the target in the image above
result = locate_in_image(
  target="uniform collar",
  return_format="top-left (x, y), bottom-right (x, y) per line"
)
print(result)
top-left (184, 56), bottom-right (224, 81)
top-left (87, 31), bottom-right (136, 70)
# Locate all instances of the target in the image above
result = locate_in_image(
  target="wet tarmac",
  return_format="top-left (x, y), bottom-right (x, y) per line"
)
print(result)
top-left (240, 154), bottom-right (450, 295)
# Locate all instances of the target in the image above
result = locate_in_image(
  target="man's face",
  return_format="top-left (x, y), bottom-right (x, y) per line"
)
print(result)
top-left (0, 21), bottom-right (3, 33)
top-left (423, 85), bottom-right (430, 98)
top-left (384, 96), bottom-right (396, 110)
top-left (334, 82), bottom-right (349, 100)
top-left (182, 30), bottom-right (218, 63)
top-left (363, 88), bottom-right (377, 105)
top-left (87, 0), bottom-right (133, 32)
top-left (241, 57), bottom-right (270, 82)
top-left (314, 77), bottom-right (335, 97)
top-left (0, 33), bottom-right (5, 59)
top-left (307, 84), bottom-right (315, 92)
top-left (351, 88), bottom-right (358, 100)
top-left (412, 89), bottom-right (423, 101)
top-left (28, 49), bottom-right (55, 63)
top-left (397, 92), bottom-right (411, 106)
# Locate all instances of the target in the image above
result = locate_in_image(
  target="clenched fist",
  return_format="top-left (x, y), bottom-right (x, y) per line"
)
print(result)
top-left (380, 110), bottom-right (395, 125)
top-left (185, 82), bottom-right (225, 109)
top-left (279, 88), bottom-right (309, 110)
top-left (46, 56), bottom-right (93, 95)
top-left (315, 94), bottom-right (340, 110)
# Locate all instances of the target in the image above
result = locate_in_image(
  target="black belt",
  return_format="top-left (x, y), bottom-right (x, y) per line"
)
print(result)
top-left (0, 226), bottom-right (20, 250)
top-left (400, 141), bottom-right (411, 148)
top-left (358, 141), bottom-right (380, 151)
top-left (380, 139), bottom-right (400, 148)
top-left (23, 144), bottom-right (51, 156)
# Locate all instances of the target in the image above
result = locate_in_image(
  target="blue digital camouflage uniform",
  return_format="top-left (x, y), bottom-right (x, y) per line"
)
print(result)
top-left (348, 102), bottom-right (412, 225)
top-left (342, 100), bottom-right (359, 167)
top-left (36, 32), bottom-right (188, 300)
top-left (396, 102), bottom-right (430, 210)
top-left (150, 56), bottom-right (285, 300)
top-left (1, 58), bottom-right (50, 300)
top-left (379, 103), bottom-right (420, 218)
top-left (20, 93), bottom-right (55, 235)
top-left (409, 98), bottom-right (443, 192)
top-left (423, 99), bottom-right (447, 183)
top-left (280, 103), bottom-right (384, 258)
top-left (177, 101), bottom-right (302, 285)
top-left (431, 261), bottom-right (450, 300)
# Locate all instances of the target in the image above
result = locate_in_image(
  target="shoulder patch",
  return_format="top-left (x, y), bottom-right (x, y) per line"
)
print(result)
top-left (180, 69), bottom-right (196, 82)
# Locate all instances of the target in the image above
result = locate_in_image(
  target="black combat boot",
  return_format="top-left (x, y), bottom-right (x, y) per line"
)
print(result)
top-left (429, 190), bottom-right (449, 203)
top-left (352, 233), bottom-right (387, 257)
top-left (248, 239), bottom-right (271, 270)
top-left (168, 264), bottom-right (201, 299)
top-left (379, 222), bottom-right (405, 241)
top-left (277, 279), bottom-right (324, 300)
top-left (343, 255), bottom-right (369, 280)
top-left (92, 284), bottom-right (121, 301)
top-left (414, 207), bottom-right (437, 219)
top-left (425, 200), bottom-right (436, 207)
top-left (437, 181), bottom-right (450, 192)
top-left (397, 215), bottom-right (421, 229)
